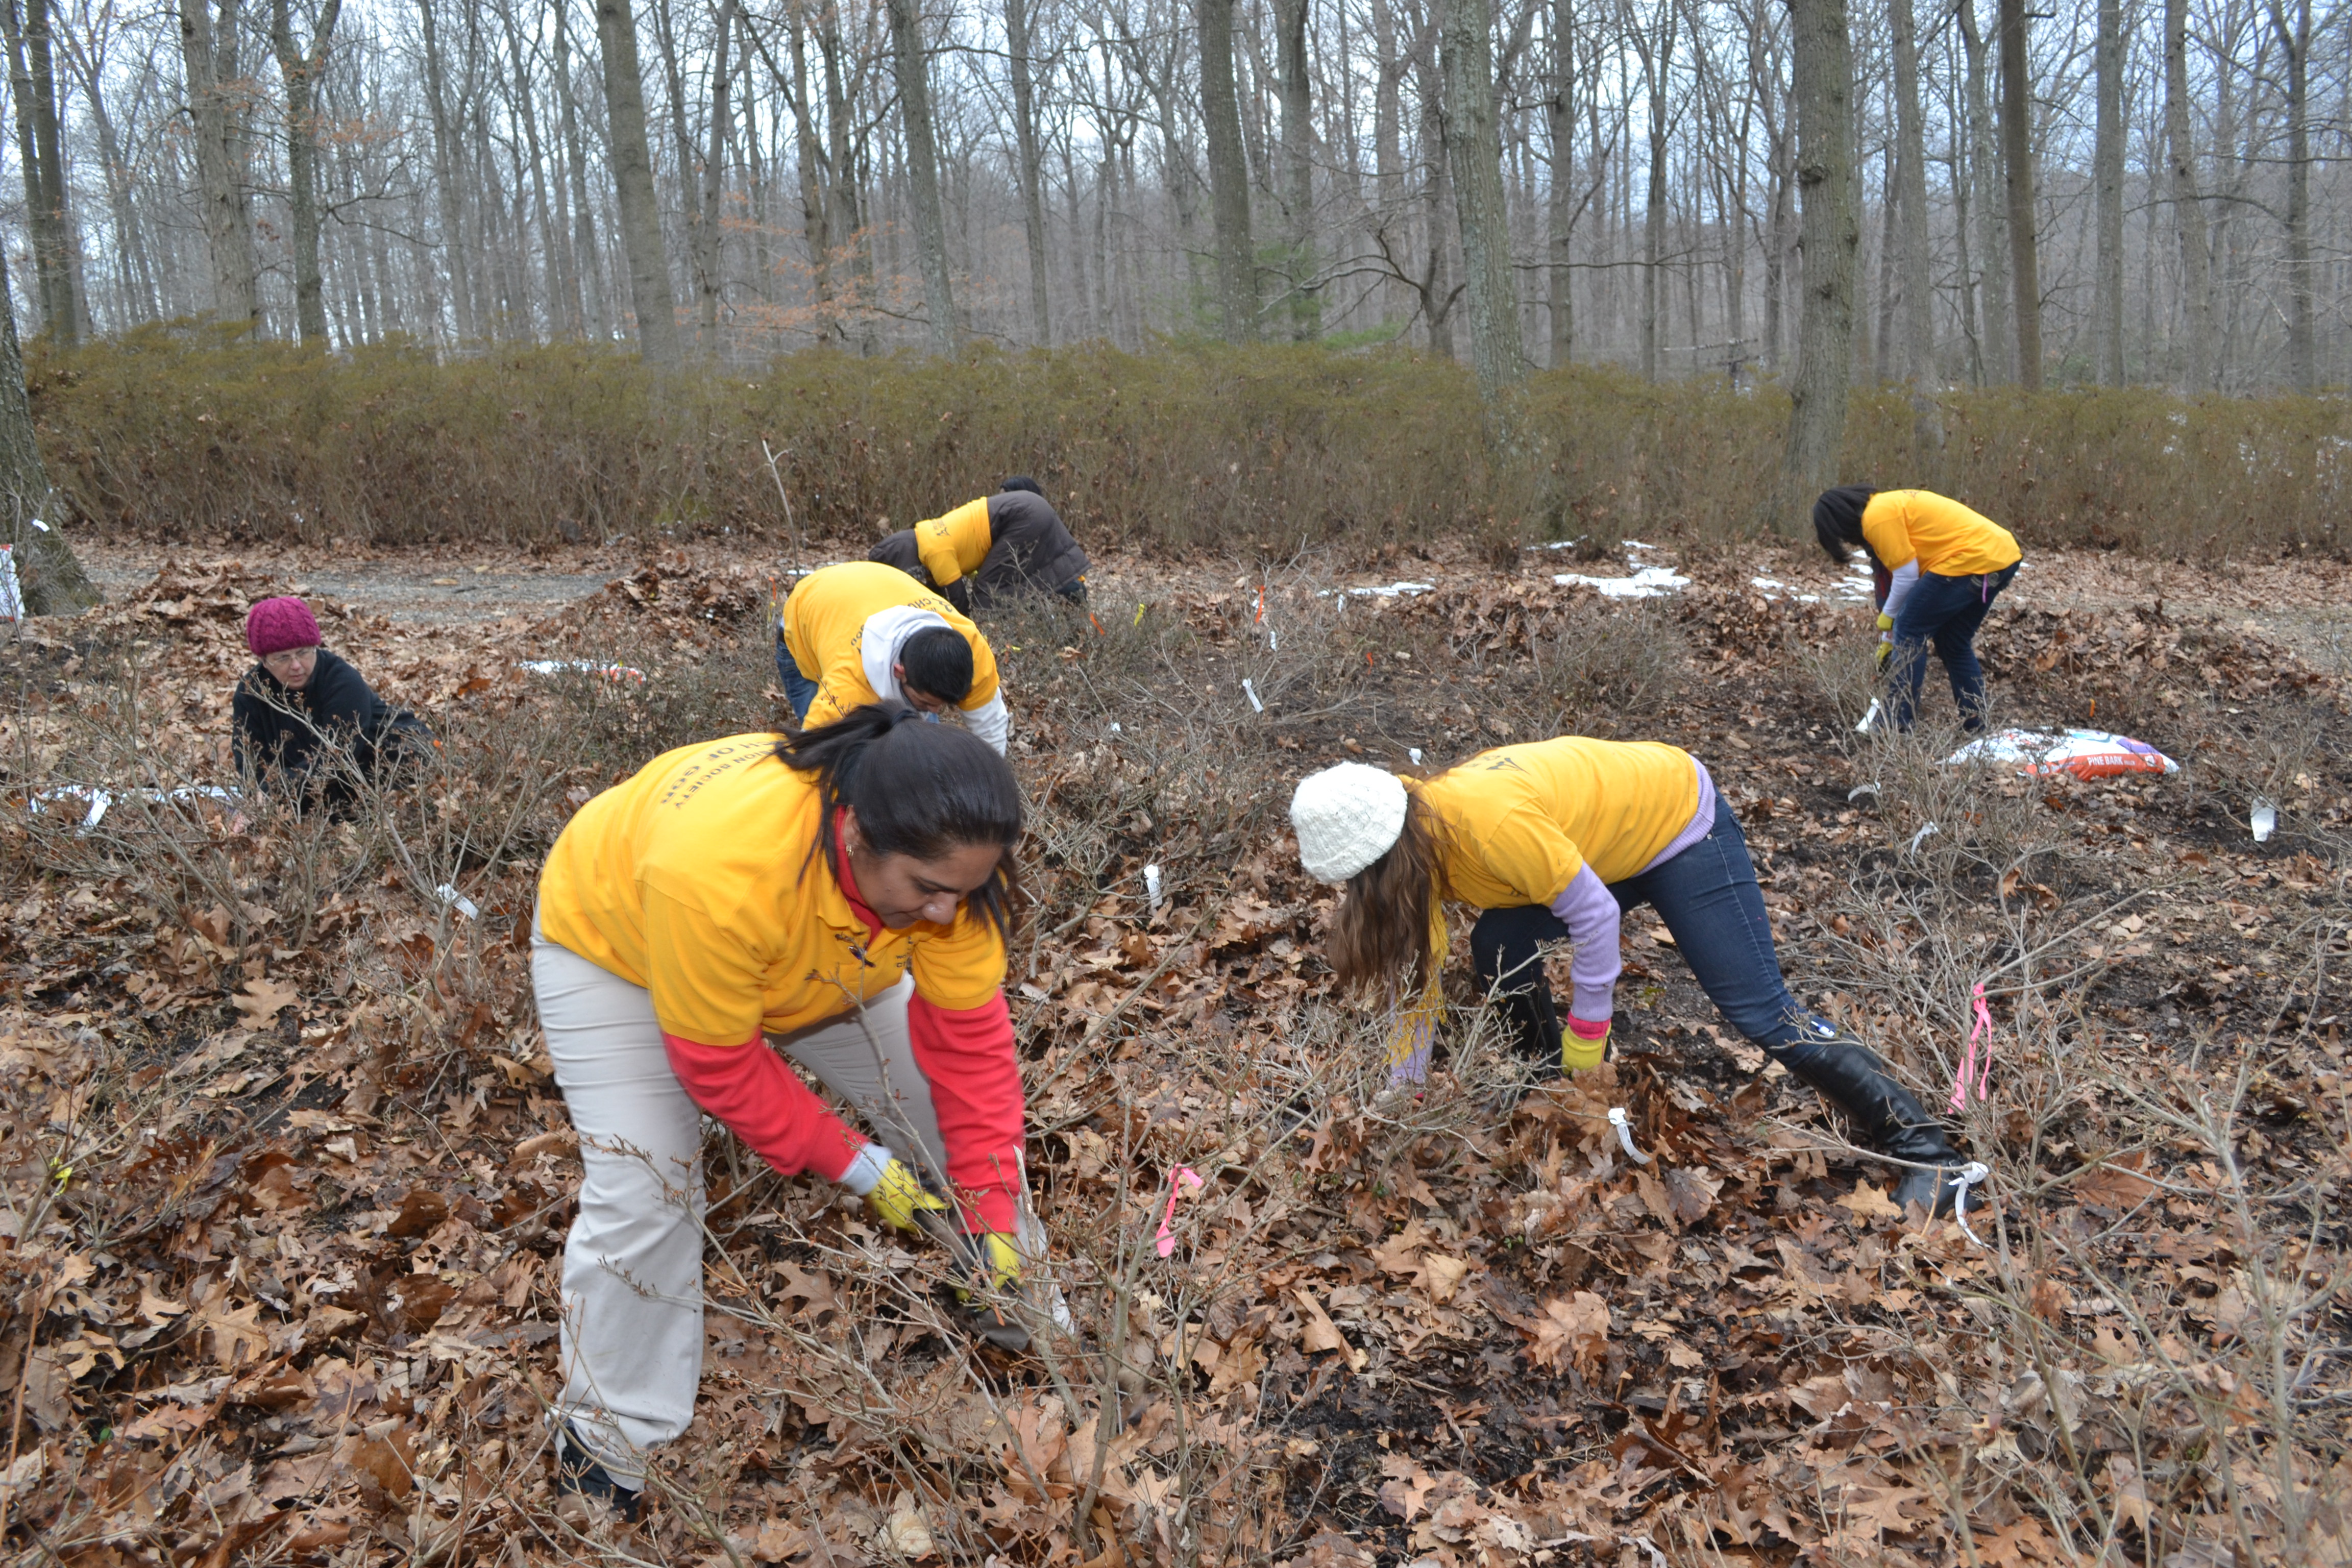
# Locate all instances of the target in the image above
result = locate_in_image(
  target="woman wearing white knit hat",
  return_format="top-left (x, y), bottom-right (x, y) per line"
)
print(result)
top-left (1290, 738), bottom-right (1963, 1214)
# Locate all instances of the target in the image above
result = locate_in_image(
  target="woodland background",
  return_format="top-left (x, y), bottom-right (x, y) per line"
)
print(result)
top-left (0, 0), bottom-right (2344, 394)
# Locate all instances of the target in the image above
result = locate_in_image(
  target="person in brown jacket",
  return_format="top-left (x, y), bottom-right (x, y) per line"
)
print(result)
top-left (870, 477), bottom-right (1089, 611)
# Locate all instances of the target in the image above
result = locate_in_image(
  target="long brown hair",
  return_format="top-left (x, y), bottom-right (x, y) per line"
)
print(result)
top-left (1328, 789), bottom-right (1444, 1002)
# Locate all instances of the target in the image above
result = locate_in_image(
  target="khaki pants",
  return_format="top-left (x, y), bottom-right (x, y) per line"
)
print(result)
top-left (530, 920), bottom-right (949, 1485)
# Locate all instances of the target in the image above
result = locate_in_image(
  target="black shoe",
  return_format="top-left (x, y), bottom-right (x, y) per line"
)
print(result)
top-left (555, 1426), bottom-right (642, 1522)
top-left (1772, 1025), bottom-right (1964, 1216)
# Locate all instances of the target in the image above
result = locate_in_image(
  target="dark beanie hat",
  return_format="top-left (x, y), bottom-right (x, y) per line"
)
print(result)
top-left (997, 475), bottom-right (1044, 497)
top-left (246, 596), bottom-right (323, 657)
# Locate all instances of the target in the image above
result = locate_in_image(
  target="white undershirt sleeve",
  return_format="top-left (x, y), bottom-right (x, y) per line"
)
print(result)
top-left (962, 691), bottom-right (1010, 754)
top-left (1880, 560), bottom-right (1922, 631)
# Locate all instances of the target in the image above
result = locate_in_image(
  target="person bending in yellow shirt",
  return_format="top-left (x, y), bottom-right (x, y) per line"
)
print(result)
top-left (870, 476), bottom-right (1090, 611)
top-left (778, 561), bottom-right (1010, 753)
top-left (1815, 487), bottom-right (2023, 732)
top-left (532, 708), bottom-right (1036, 1519)
top-left (1290, 739), bottom-right (1963, 1215)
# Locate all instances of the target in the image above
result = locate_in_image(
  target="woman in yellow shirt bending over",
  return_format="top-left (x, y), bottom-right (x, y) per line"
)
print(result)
top-left (532, 706), bottom-right (1033, 1518)
top-left (1291, 738), bottom-right (1962, 1214)
top-left (1815, 487), bottom-right (2022, 732)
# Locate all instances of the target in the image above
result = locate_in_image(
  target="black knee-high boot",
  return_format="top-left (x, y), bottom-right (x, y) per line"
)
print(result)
top-left (1772, 1031), bottom-right (1963, 1215)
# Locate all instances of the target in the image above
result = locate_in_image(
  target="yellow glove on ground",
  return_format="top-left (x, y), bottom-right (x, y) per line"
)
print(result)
top-left (1561, 1024), bottom-right (1609, 1073)
top-left (865, 1157), bottom-right (951, 1233)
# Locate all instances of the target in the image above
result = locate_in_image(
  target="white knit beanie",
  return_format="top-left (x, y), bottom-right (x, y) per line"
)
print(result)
top-left (1290, 763), bottom-right (1410, 884)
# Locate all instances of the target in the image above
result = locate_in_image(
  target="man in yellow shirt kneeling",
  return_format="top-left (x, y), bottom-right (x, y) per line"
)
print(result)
top-left (777, 562), bottom-right (1011, 753)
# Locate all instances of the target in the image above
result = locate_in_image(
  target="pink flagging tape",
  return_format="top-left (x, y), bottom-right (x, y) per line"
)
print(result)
top-left (1155, 1166), bottom-right (1205, 1258)
top-left (1949, 982), bottom-right (1995, 1111)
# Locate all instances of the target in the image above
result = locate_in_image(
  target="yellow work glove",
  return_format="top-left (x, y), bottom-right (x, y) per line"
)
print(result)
top-left (957, 1233), bottom-right (1021, 1296)
top-left (955, 1233), bottom-right (1031, 1351)
top-left (1876, 612), bottom-right (1895, 633)
top-left (865, 1157), bottom-right (951, 1233)
top-left (1561, 1022), bottom-right (1610, 1073)
top-left (1874, 640), bottom-right (1895, 671)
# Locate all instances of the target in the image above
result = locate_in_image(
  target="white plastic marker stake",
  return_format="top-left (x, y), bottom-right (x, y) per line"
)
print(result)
top-left (1155, 1166), bottom-right (1204, 1257)
top-left (1907, 822), bottom-right (1941, 855)
top-left (1948, 1161), bottom-right (1991, 1246)
top-left (434, 884), bottom-right (480, 920)
top-left (1241, 678), bottom-right (1264, 713)
top-left (1144, 864), bottom-right (1163, 913)
top-left (1109, 722), bottom-right (1122, 734)
top-left (1847, 781), bottom-right (1881, 803)
top-left (1606, 1108), bottom-right (1652, 1165)
top-left (1855, 698), bottom-right (1883, 734)
top-left (2251, 798), bottom-right (2277, 843)
top-left (1408, 748), bottom-right (1424, 767)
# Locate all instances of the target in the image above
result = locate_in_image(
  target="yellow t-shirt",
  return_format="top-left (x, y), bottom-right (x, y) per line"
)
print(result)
top-left (1861, 490), bottom-right (2022, 577)
top-left (781, 561), bottom-right (1002, 726)
top-left (536, 734), bottom-right (1007, 1046)
top-left (914, 498), bottom-right (993, 590)
top-left (1391, 738), bottom-right (1702, 1062)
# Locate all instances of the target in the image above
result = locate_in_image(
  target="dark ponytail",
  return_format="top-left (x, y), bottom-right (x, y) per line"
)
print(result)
top-left (774, 705), bottom-right (1025, 939)
top-left (1812, 486), bottom-right (1876, 565)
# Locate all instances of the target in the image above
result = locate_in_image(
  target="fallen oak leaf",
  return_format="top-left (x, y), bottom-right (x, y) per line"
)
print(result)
top-left (1839, 1180), bottom-right (1902, 1220)
top-left (1292, 1290), bottom-right (1366, 1371)
top-left (231, 976), bottom-right (300, 1026)
top-left (1377, 1454), bottom-right (1437, 1524)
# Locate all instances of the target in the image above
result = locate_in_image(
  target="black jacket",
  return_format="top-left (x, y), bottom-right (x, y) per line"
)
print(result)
top-left (870, 491), bottom-right (1090, 612)
top-left (232, 648), bottom-right (428, 796)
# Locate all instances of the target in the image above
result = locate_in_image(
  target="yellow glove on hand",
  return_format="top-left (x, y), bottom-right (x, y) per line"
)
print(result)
top-left (1874, 640), bottom-right (1895, 671)
top-left (1560, 1024), bottom-right (1609, 1073)
top-left (1876, 612), bottom-right (1895, 632)
top-left (955, 1234), bottom-right (1023, 1302)
top-left (865, 1157), bottom-right (951, 1233)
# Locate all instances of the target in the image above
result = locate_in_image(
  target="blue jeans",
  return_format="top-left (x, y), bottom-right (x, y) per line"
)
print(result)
top-left (1471, 797), bottom-right (1816, 1057)
top-left (1888, 563), bottom-right (2018, 732)
top-left (776, 640), bottom-right (819, 723)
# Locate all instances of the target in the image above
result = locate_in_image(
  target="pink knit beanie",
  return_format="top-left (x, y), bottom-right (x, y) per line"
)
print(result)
top-left (245, 596), bottom-right (323, 657)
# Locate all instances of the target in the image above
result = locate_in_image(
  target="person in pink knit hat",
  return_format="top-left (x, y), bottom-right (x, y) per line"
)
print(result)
top-left (232, 596), bottom-right (428, 800)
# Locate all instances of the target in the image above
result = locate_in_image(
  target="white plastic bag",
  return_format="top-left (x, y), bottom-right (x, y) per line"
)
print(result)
top-left (1944, 728), bottom-right (2179, 780)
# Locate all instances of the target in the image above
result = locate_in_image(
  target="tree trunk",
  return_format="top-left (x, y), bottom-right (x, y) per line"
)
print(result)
top-left (2092, 0), bottom-right (2124, 383)
top-left (1774, 0), bottom-right (1858, 529)
top-left (1199, 0), bottom-right (1255, 342)
top-left (2163, 0), bottom-right (2212, 390)
top-left (1890, 0), bottom-right (1932, 384)
top-left (2269, 0), bottom-right (2312, 390)
top-left (418, 0), bottom-right (476, 341)
top-left (1957, 0), bottom-right (2007, 381)
top-left (1004, 0), bottom-right (1051, 345)
top-left (268, 0), bottom-right (343, 348)
top-left (1544, 0), bottom-right (1573, 366)
top-left (593, 0), bottom-right (682, 363)
top-left (2, 0), bottom-right (76, 344)
top-left (178, 0), bottom-right (262, 333)
top-left (62, 41), bottom-right (158, 325)
top-left (699, 0), bottom-right (739, 349)
top-left (554, 1), bottom-right (609, 340)
top-left (0, 247), bottom-right (91, 615)
top-left (1439, 0), bottom-right (1518, 400)
top-left (1997, 0), bottom-right (2040, 387)
top-left (1273, 0), bottom-right (1317, 338)
top-left (1635, 10), bottom-right (1672, 381)
top-left (886, 0), bottom-right (957, 355)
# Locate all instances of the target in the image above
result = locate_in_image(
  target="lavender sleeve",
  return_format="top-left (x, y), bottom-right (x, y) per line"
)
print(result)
top-left (1548, 865), bottom-right (1622, 1025)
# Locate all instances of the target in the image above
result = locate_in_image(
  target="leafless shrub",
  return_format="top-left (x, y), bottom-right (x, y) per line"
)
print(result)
top-left (1526, 596), bottom-right (1688, 733)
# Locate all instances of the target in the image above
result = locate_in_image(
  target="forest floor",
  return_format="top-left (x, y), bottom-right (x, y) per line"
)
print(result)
top-left (3, 527), bottom-right (2350, 1568)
